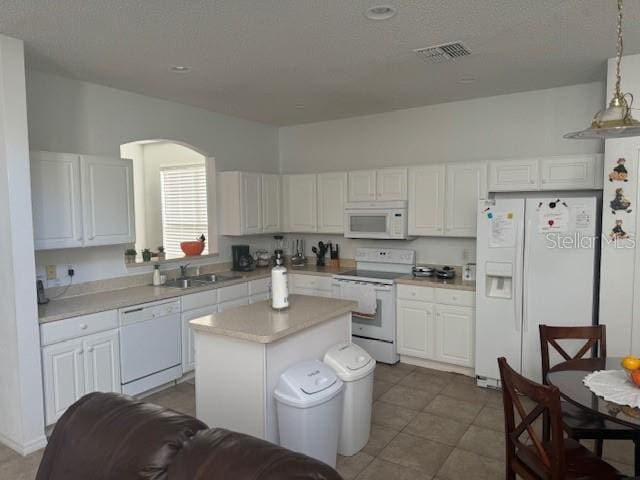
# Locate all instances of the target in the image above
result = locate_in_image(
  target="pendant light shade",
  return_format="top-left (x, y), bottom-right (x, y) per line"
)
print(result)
top-left (565, 0), bottom-right (640, 140)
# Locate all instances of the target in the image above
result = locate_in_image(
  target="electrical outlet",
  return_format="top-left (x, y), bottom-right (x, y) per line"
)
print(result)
top-left (46, 265), bottom-right (57, 281)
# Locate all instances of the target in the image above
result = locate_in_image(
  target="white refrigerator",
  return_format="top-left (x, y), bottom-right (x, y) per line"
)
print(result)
top-left (475, 195), bottom-right (599, 388)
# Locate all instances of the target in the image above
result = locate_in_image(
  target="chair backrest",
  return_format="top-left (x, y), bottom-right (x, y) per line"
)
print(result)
top-left (498, 357), bottom-right (565, 480)
top-left (539, 325), bottom-right (606, 382)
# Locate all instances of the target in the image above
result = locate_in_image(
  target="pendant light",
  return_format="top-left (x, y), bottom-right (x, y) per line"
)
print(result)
top-left (565, 0), bottom-right (640, 139)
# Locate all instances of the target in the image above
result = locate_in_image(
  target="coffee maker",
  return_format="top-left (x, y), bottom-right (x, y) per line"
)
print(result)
top-left (232, 245), bottom-right (254, 272)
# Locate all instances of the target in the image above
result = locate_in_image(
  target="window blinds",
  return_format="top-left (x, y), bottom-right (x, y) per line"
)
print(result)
top-left (160, 165), bottom-right (208, 257)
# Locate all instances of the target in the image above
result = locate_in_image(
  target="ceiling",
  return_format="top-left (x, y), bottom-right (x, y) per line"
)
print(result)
top-left (2, 0), bottom-right (640, 126)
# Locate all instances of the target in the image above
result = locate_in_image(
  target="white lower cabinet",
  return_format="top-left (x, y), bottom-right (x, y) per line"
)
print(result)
top-left (182, 305), bottom-right (218, 374)
top-left (397, 286), bottom-right (475, 369)
top-left (397, 300), bottom-right (435, 358)
top-left (42, 328), bottom-right (121, 425)
top-left (435, 304), bottom-right (475, 367)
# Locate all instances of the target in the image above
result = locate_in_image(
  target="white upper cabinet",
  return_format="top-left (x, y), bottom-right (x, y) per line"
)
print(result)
top-left (348, 170), bottom-right (377, 202)
top-left (540, 154), bottom-right (603, 190)
top-left (376, 168), bottom-right (407, 201)
top-left (31, 151), bottom-right (135, 250)
top-left (444, 162), bottom-right (487, 237)
top-left (82, 155), bottom-right (135, 247)
top-left (283, 174), bottom-right (317, 232)
top-left (317, 172), bottom-right (347, 233)
top-left (261, 174), bottom-right (281, 233)
top-left (31, 151), bottom-right (84, 249)
top-left (241, 172), bottom-right (263, 234)
top-left (488, 154), bottom-right (603, 192)
top-left (489, 158), bottom-right (539, 192)
top-left (219, 171), bottom-right (280, 235)
top-left (348, 168), bottom-right (408, 202)
top-left (408, 165), bottom-right (446, 236)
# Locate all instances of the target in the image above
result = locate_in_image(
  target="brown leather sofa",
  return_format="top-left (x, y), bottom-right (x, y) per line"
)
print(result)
top-left (36, 392), bottom-right (343, 480)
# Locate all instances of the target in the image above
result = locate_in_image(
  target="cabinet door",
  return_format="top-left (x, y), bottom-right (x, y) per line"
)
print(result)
top-left (435, 305), bottom-right (475, 367)
top-left (241, 172), bottom-right (263, 234)
top-left (540, 154), bottom-right (601, 190)
top-left (348, 170), bottom-right (377, 202)
top-left (445, 162), bottom-right (487, 237)
top-left (250, 292), bottom-right (270, 303)
top-left (83, 330), bottom-right (121, 395)
top-left (42, 338), bottom-right (85, 425)
top-left (182, 305), bottom-right (217, 373)
top-left (30, 151), bottom-right (84, 250)
top-left (317, 172), bottom-right (347, 233)
top-left (397, 300), bottom-right (435, 359)
top-left (408, 165), bottom-right (445, 236)
top-left (284, 174), bottom-right (317, 232)
top-left (488, 158), bottom-right (539, 192)
top-left (82, 155), bottom-right (135, 246)
top-left (218, 297), bottom-right (250, 312)
top-left (261, 174), bottom-right (281, 233)
top-left (377, 168), bottom-right (407, 201)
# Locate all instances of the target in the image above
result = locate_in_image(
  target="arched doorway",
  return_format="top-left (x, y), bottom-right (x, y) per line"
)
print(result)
top-left (120, 139), bottom-right (216, 261)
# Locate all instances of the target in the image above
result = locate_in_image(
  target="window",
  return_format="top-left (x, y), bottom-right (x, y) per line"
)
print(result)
top-left (160, 165), bottom-right (208, 258)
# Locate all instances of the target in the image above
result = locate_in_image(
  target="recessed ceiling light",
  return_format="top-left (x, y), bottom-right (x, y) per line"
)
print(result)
top-left (458, 77), bottom-right (476, 84)
top-left (170, 65), bottom-right (191, 73)
top-left (364, 5), bottom-right (396, 21)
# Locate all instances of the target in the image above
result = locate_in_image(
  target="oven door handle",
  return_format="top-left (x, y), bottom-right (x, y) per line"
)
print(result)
top-left (332, 280), bottom-right (393, 292)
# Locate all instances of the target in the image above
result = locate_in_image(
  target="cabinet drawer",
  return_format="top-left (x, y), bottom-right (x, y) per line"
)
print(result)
top-left (397, 284), bottom-right (434, 302)
top-left (218, 282), bottom-right (249, 302)
top-left (434, 288), bottom-right (475, 307)
top-left (249, 277), bottom-right (271, 295)
top-left (182, 289), bottom-right (219, 311)
top-left (40, 309), bottom-right (118, 346)
top-left (292, 274), bottom-right (332, 292)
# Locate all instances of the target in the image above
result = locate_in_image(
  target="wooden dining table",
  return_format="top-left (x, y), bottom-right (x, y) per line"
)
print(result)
top-left (547, 356), bottom-right (640, 475)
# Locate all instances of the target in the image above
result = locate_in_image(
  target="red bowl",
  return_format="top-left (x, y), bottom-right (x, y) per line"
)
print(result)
top-left (180, 241), bottom-right (205, 256)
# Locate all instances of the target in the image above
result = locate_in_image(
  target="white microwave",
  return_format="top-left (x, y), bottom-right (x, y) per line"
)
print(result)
top-left (344, 201), bottom-right (411, 239)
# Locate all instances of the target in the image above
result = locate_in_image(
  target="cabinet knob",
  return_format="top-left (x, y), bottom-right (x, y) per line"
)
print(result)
top-left (411, 292), bottom-right (416, 296)
top-left (79, 323), bottom-right (88, 330)
top-left (87, 347), bottom-right (94, 353)
top-left (76, 349), bottom-right (83, 355)
top-left (452, 296), bottom-right (458, 301)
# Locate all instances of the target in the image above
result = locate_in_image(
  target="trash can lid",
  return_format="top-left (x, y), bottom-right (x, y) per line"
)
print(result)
top-left (274, 359), bottom-right (344, 408)
top-left (323, 342), bottom-right (376, 382)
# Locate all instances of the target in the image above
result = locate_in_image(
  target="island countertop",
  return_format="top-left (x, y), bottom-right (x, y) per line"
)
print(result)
top-left (189, 294), bottom-right (356, 344)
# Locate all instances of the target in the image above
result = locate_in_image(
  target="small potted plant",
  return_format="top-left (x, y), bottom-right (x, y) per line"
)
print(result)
top-left (157, 246), bottom-right (166, 261)
top-left (142, 248), bottom-right (152, 262)
top-left (125, 248), bottom-right (137, 264)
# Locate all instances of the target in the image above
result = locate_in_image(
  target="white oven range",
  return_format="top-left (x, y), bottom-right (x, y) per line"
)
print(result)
top-left (332, 248), bottom-right (415, 364)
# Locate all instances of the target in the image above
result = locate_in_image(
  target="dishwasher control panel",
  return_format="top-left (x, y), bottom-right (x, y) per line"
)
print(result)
top-left (118, 299), bottom-right (181, 326)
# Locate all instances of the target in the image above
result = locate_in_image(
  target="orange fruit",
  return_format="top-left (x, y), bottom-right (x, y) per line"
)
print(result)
top-left (631, 370), bottom-right (640, 387)
top-left (622, 356), bottom-right (640, 371)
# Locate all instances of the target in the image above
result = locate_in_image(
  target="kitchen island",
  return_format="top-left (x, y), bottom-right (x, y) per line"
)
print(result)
top-left (189, 294), bottom-right (356, 443)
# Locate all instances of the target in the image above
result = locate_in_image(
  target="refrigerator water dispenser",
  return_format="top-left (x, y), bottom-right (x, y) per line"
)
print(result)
top-left (485, 261), bottom-right (513, 299)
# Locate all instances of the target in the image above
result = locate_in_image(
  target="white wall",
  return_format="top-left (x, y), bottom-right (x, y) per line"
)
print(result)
top-left (599, 54), bottom-right (640, 356)
top-left (27, 70), bottom-right (279, 283)
top-left (279, 82), bottom-right (605, 262)
top-left (0, 35), bottom-right (46, 454)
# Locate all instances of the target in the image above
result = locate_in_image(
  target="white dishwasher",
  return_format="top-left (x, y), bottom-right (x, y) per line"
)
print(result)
top-left (119, 299), bottom-right (182, 395)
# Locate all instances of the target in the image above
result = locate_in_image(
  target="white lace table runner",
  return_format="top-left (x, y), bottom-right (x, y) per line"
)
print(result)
top-left (583, 369), bottom-right (640, 408)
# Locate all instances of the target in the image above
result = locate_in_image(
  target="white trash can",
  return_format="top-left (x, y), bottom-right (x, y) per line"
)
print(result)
top-left (324, 342), bottom-right (376, 456)
top-left (274, 359), bottom-right (344, 467)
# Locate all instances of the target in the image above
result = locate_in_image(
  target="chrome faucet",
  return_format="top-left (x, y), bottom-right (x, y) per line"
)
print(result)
top-left (180, 264), bottom-right (190, 278)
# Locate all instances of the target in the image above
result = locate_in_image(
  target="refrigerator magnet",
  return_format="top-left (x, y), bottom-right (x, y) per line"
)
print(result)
top-left (609, 157), bottom-right (629, 182)
top-left (610, 188), bottom-right (632, 214)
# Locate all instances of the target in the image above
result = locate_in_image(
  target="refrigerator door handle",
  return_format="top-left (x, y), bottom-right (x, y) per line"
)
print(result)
top-left (513, 214), bottom-right (525, 333)
top-left (521, 218), bottom-right (531, 333)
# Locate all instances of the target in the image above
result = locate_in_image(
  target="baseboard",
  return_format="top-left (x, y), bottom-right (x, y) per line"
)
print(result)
top-left (400, 355), bottom-right (475, 378)
top-left (0, 431), bottom-right (47, 456)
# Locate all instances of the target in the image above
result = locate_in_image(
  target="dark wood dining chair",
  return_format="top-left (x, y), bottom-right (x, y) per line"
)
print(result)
top-left (498, 357), bottom-right (626, 479)
top-left (540, 324), bottom-right (640, 467)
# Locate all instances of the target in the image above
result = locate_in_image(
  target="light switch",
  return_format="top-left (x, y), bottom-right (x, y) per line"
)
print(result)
top-left (46, 265), bottom-right (57, 280)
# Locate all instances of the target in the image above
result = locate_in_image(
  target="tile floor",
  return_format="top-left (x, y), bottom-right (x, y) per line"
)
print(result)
top-left (0, 365), bottom-right (636, 479)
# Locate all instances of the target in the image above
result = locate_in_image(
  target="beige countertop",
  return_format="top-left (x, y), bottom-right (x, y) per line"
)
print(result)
top-left (189, 294), bottom-right (356, 344)
top-left (396, 275), bottom-right (476, 292)
top-left (38, 264), bottom-right (352, 323)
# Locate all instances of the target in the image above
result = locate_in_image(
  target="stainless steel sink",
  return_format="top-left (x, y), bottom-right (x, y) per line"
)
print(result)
top-left (163, 273), bottom-right (238, 289)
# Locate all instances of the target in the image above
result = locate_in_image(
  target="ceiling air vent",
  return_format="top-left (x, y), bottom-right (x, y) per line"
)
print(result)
top-left (413, 42), bottom-right (471, 64)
